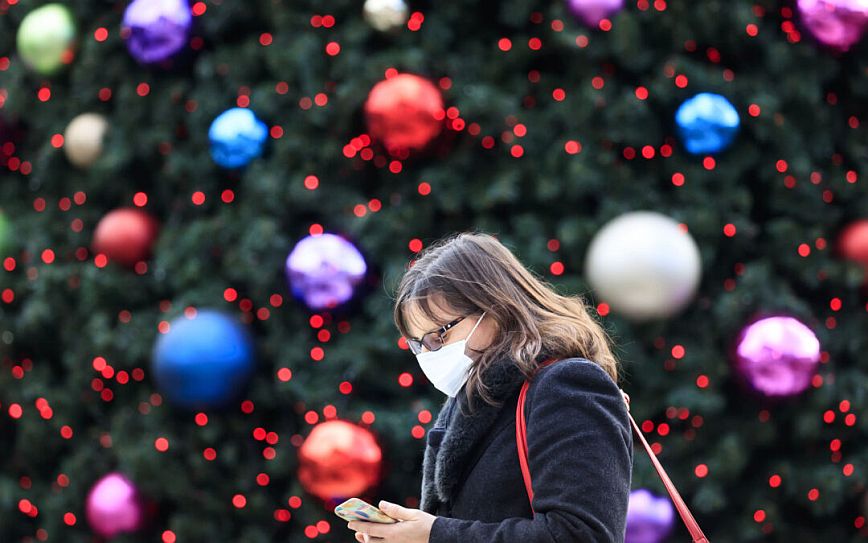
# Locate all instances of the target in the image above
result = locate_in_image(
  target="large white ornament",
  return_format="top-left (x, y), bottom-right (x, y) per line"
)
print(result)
top-left (63, 113), bottom-right (109, 169)
top-left (584, 211), bottom-right (702, 321)
top-left (363, 0), bottom-right (409, 32)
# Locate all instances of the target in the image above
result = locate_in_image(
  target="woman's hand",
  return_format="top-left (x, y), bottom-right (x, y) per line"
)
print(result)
top-left (346, 500), bottom-right (436, 543)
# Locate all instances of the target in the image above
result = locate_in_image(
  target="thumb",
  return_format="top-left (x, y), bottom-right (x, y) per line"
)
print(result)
top-left (379, 500), bottom-right (413, 520)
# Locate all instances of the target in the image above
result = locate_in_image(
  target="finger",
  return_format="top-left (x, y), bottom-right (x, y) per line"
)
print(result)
top-left (347, 522), bottom-right (373, 538)
top-left (378, 500), bottom-right (413, 520)
top-left (351, 518), bottom-right (397, 539)
top-left (364, 526), bottom-right (382, 538)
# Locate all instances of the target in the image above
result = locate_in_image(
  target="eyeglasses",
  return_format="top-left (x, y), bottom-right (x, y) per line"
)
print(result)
top-left (405, 316), bottom-right (466, 355)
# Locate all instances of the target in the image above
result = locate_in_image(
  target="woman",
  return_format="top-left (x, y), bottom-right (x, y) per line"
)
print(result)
top-left (346, 231), bottom-right (633, 543)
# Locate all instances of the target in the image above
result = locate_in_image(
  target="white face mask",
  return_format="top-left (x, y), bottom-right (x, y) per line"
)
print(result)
top-left (415, 311), bottom-right (487, 397)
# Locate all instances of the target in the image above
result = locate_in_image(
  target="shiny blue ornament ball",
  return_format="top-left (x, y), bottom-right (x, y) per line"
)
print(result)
top-left (675, 92), bottom-right (740, 155)
top-left (152, 309), bottom-right (256, 409)
top-left (208, 107), bottom-right (268, 168)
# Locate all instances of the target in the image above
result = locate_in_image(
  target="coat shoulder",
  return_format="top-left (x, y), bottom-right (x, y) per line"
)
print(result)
top-left (534, 356), bottom-right (619, 390)
top-left (528, 357), bottom-right (629, 426)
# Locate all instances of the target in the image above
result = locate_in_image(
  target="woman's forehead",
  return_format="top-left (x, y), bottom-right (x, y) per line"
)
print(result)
top-left (404, 296), bottom-right (458, 334)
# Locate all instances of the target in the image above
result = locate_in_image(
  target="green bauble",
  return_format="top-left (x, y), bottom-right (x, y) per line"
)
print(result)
top-left (16, 3), bottom-right (77, 76)
top-left (0, 211), bottom-right (10, 257)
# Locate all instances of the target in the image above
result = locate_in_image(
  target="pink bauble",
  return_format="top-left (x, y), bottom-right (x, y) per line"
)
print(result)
top-left (85, 472), bottom-right (146, 539)
top-left (565, 0), bottom-right (625, 27)
top-left (797, 0), bottom-right (868, 52)
top-left (732, 315), bottom-right (821, 399)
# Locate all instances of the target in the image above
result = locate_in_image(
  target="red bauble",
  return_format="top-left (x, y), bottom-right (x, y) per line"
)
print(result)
top-left (297, 420), bottom-right (383, 501)
top-left (838, 219), bottom-right (868, 265)
top-left (363, 73), bottom-right (444, 156)
top-left (837, 219), bottom-right (868, 287)
top-left (92, 208), bottom-right (159, 268)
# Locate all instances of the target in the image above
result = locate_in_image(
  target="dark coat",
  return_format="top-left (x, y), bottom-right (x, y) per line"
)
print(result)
top-left (420, 356), bottom-right (634, 543)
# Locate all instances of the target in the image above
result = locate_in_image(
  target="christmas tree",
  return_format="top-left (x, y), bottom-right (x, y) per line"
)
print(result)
top-left (1, 0), bottom-right (867, 541)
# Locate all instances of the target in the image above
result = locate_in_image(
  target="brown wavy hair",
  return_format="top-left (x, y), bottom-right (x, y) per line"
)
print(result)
top-left (391, 231), bottom-right (624, 415)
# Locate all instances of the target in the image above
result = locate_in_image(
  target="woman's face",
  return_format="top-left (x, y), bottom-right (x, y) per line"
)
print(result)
top-left (403, 296), bottom-right (497, 360)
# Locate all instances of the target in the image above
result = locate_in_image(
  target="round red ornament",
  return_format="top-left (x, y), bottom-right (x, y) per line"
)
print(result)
top-left (92, 208), bottom-right (159, 268)
top-left (297, 419), bottom-right (383, 501)
top-left (363, 73), bottom-right (444, 157)
top-left (837, 219), bottom-right (868, 265)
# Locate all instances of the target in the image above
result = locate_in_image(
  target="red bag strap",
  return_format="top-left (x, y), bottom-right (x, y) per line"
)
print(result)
top-left (516, 358), bottom-right (710, 543)
top-left (515, 356), bottom-right (560, 513)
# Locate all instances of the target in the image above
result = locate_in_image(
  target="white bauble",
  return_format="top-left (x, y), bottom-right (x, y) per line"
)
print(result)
top-left (363, 0), bottom-right (409, 32)
top-left (584, 211), bottom-right (702, 321)
top-left (63, 113), bottom-right (109, 168)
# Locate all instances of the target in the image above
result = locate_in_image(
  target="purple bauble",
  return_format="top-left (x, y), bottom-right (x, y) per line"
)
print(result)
top-left (797, 0), bottom-right (868, 52)
top-left (626, 489), bottom-right (675, 543)
top-left (121, 0), bottom-right (192, 64)
top-left (285, 233), bottom-right (368, 311)
top-left (85, 472), bottom-right (146, 538)
top-left (733, 315), bottom-right (821, 398)
top-left (565, 0), bottom-right (625, 27)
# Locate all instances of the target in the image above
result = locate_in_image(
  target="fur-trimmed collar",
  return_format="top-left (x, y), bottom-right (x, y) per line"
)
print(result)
top-left (419, 355), bottom-right (533, 514)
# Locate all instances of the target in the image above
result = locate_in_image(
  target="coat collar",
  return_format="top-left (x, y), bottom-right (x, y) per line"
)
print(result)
top-left (420, 354), bottom-right (532, 514)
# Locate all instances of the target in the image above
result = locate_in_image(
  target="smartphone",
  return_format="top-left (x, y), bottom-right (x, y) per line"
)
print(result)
top-left (335, 497), bottom-right (398, 524)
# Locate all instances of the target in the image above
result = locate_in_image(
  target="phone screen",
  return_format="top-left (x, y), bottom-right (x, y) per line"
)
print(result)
top-left (335, 497), bottom-right (398, 524)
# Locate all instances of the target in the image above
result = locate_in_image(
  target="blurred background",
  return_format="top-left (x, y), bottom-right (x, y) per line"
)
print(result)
top-left (1, 0), bottom-right (868, 541)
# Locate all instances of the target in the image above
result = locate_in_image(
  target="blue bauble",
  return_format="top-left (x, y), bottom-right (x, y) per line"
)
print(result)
top-left (152, 309), bottom-right (256, 409)
top-left (208, 108), bottom-right (268, 169)
top-left (674, 92), bottom-right (740, 155)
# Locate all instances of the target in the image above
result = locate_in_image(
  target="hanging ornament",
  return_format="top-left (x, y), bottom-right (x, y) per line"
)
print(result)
top-left (565, 0), bottom-right (625, 27)
top-left (63, 113), bottom-right (109, 169)
top-left (121, 0), bottom-right (193, 65)
top-left (285, 232), bottom-right (368, 312)
top-left (675, 92), bottom-right (740, 155)
top-left (584, 211), bottom-right (702, 321)
top-left (16, 3), bottom-right (77, 76)
top-left (836, 218), bottom-right (868, 284)
top-left (625, 489), bottom-right (675, 543)
top-left (92, 208), bottom-right (160, 269)
top-left (797, 0), bottom-right (868, 52)
top-left (363, 0), bottom-right (409, 32)
top-left (732, 315), bottom-right (821, 399)
top-left (298, 420), bottom-right (383, 502)
top-left (152, 309), bottom-right (256, 410)
top-left (0, 210), bottom-right (11, 257)
top-left (86, 472), bottom-right (151, 539)
top-left (208, 107), bottom-right (269, 169)
top-left (364, 73), bottom-right (445, 157)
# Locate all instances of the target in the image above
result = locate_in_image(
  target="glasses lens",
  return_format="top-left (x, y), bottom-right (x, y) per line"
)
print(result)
top-left (407, 338), bottom-right (423, 354)
top-left (422, 332), bottom-right (443, 352)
